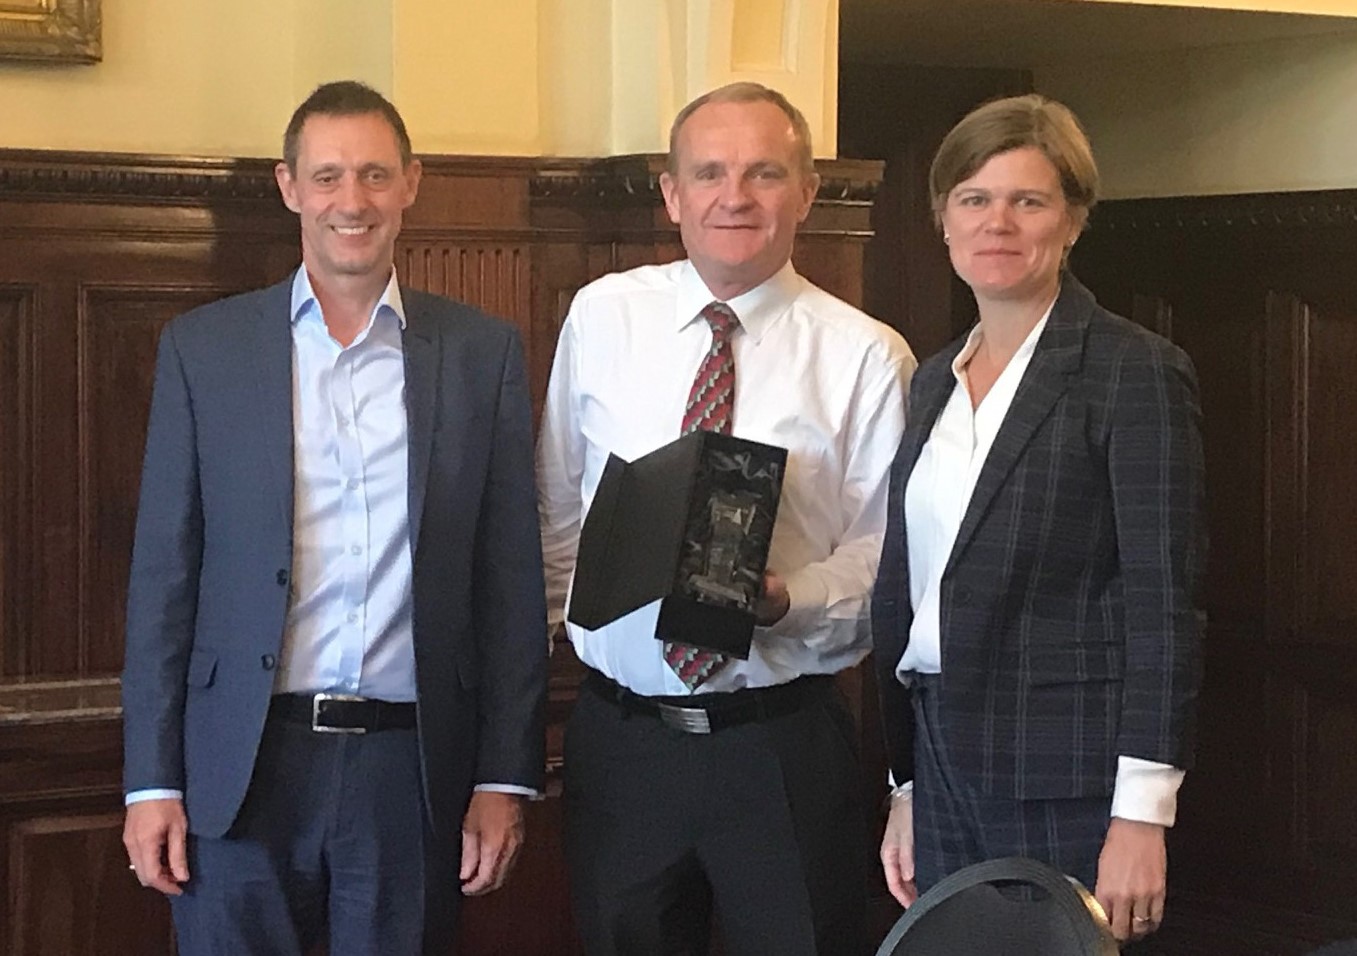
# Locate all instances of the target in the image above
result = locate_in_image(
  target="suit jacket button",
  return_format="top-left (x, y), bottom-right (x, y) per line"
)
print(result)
top-left (261, 654), bottom-right (276, 671)
top-left (276, 569), bottom-right (289, 587)
top-left (954, 586), bottom-right (973, 604)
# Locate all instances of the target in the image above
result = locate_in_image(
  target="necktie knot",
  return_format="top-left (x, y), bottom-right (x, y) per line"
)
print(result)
top-left (702, 302), bottom-right (738, 342)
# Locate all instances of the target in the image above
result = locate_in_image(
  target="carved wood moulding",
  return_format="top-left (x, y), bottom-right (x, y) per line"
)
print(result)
top-left (0, 151), bottom-right (280, 202)
top-left (529, 154), bottom-right (883, 205)
top-left (1092, 189), bottom-right (1357, 233)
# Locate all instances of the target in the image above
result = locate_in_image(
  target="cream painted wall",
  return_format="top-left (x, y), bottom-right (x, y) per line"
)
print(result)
top-left (0, 0), bottom-right (296, 156)
top-left (392, 0), bottom-right (544, 155)
top-left (0, 0), bottom-right (838, 160)
top-left (1036, 30), bottom-right (1357, 198)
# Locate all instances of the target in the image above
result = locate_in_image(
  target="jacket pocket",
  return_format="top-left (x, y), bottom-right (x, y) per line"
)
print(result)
top-left (1025, 644), bottom-right (1124, 686)
top-left (185, 648), bottom-right (218, 688)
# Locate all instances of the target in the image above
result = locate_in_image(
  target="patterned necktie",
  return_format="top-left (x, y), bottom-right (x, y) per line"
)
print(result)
top-left (664, 302), bottom-right (739, 689)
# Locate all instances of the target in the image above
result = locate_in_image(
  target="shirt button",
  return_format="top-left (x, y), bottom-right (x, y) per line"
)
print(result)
top-left (347, 478), bottom-right (360, 491)
top-left (337, 416), bottom-right (350, 428)
top-left (261, 654), bottom-right (276, 671)
top-left (347, 611), bottom-right (359, 624)
top-left (350, 544), bottom-right (362, 556)
top-left (275, 569), bottom-right (289, 587)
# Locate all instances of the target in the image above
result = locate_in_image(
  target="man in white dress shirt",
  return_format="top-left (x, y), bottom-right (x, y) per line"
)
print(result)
top-left (537, 82), bottom-right (916, 956)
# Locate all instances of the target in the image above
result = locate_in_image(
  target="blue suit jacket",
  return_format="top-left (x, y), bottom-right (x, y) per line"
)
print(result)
top-left (121, 276), bottom-right (547, 840)
top-left (871, 275), bottom-right (1206, 800)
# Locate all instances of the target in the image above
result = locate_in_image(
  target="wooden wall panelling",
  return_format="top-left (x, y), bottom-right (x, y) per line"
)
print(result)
top-left (0, 286), bottom-right (35, 682)
top-left (78, 285), bottom-right (244, 678)
top-left (0, 152), bottom-right (300, 683)
top-left (1070, 191), bottom-right (1357, 954)
top-left (0, 148), bottom-right (884, 956)
top-left (7, 811), bottom-right (175, 956)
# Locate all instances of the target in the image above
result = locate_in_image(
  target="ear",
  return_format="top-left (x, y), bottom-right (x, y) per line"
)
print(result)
top-left (1067, 205), bottom-right (1088, 246)
top-left (659, 171), bottom-right (682, 226)
top-left (402, 158), bottom-right (423, 209)
top-left (796, 171), bottom-right (821, 224)
top-left (275, 161), bottom-right (301, 214)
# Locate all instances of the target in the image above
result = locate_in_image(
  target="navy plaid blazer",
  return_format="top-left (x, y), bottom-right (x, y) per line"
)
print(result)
top-left (872, 275), bottom-right (1206, 800)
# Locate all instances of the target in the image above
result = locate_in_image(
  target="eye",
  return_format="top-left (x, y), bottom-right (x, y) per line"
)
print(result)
top-left (957, 194), bottom-right (986, 207)
top-left (1016, 195), bottom-right (1046, 208)
top-left (694, 167), bottom-right (720, 182)
top-left (751, 167), bottom-right (786, 181)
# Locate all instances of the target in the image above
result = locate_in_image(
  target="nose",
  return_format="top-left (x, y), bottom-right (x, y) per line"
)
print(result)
top-left (718, 175), bottom-right (753, 209)
top-left (983, 199), bottom-right (1015, 232)
top-left (335, 173), bottom-right (368, 213)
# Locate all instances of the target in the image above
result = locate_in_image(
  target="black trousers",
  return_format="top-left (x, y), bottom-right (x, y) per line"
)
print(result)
top-left (908, 675), bottom-right (1112, 895)
top-left (170, 715), bottom-right (460, 956)
top-left (563, 675), bottom-right (869, 956)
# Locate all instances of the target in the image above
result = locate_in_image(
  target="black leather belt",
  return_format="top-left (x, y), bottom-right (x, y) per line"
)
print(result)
top-left (269, 693), bottom-right (416, 734)
top-left (585, 668), bottom-right (831, 735)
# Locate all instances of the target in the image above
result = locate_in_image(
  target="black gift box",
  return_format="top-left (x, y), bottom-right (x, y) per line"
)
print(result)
top-left (567, 430), bottom-right (787, 659)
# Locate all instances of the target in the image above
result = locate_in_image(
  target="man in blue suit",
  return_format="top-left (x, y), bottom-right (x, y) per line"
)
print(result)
top-left (120, 81), bottom-right (547, 955)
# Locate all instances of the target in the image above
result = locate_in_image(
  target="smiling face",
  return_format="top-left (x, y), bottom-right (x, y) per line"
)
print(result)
top-left (940, 145), bottom-right (1084, 307)
top-left (659, 99), bottom-right (819, 301)
top-left (274, 111), bottom-right (421, 294)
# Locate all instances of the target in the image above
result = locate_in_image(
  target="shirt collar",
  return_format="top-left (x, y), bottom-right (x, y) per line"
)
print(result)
top-left (952, 294), bottom-right (1056, 381)
top-left (289, 267), bottom-right (407, 332)
top-left (674, 260), bottom-right (800, 344)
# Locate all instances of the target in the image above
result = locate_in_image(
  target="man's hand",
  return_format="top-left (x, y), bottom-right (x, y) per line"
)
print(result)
top-left (1094, 817), bottom-right (1167, 941)
top-left (460, 791), bottom-right (526, 896)
top-left (123, 799), bottom-right (190, 896)
top-left (880, 791), bottom-right (918, 908)
top-left (755, 571), bottom-right (790, 626)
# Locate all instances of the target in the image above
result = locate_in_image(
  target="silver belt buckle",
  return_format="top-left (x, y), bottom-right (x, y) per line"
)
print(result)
top-left (312, 692), bottom-right (368, 734)
top-left (657, 702), bottom-right (712, 734)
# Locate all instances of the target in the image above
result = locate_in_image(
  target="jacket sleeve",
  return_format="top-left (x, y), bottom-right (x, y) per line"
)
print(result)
top-left (470, 328), bottom-right (549, 791)
top-left (121, 322), bottom-right (203, 795)
top-left (1107, 337), bottom-right (1207, 769)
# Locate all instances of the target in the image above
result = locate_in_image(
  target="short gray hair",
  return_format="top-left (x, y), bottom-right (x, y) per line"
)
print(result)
top-left (666, 82), bottom-right (815, 177)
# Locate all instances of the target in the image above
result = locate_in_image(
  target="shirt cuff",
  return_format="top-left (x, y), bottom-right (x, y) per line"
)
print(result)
top-left (126, 788), bottom-right (183, 805)
top-left (473, 783), bottom-right (539, 799)
top-left (888, 780), bottom-right (913, 801)
top-left (759, 568), bottom-right (828, 638)
top-left (1110, 756), bottom-right (1185, 827)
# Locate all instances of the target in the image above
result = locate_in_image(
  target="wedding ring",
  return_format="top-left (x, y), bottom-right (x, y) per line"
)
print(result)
top-left (1133, 916), bottom-right (1153, 924)
top-left (128, 863), bottom-right (137, 871)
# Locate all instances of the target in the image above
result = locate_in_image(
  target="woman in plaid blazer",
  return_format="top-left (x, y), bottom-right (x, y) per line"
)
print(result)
top-left (871, 95), bottom-right (1206, 945)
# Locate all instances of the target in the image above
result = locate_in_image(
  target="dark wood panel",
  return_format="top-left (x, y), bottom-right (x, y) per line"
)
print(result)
top-left (1072, 191), bottom-right (1357, 953)
top-left (78, 285), bottom-right (243, 677)
top-left (0, 287), bottom-right (35, 682)
top-left (6, 811), bottom-right (175, 956)
top-left (1304, 303), bottom-right (1357, 631)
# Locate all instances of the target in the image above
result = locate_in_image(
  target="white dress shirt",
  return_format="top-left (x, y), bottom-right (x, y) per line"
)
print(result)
top-left (537, 260), bottom-right (916, 696)
top-left (896, 304), bottom-right (1184, 826)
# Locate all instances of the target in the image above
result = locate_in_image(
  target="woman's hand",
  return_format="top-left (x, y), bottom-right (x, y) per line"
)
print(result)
top-left (880, 790), bottom-right (919, 908)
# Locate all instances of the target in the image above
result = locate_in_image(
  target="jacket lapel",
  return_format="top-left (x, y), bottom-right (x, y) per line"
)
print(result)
top-left (945, 276), bottom-right (1092, 574)
top-left (402, 292), bottom-right (438, 556)
top-left (896, 339), bottom-right (964, 490)
top-left (250, 279), bottom-right (297, 537)
top-left (880, 338), bottom-right (965, 655)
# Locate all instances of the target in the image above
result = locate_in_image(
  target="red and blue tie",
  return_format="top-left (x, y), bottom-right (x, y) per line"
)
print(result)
top-left (664, 302), bottom-right (739, 689)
